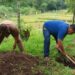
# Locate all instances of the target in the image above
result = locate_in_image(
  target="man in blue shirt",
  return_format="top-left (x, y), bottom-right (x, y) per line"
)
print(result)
top-left (43, 20), bottom-right (75, 61)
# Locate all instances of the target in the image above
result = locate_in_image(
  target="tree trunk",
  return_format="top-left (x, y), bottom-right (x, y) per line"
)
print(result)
top-left (72, 11), bottom-right (75, 24)
top-left (17, 1), bottom-right (21, 32)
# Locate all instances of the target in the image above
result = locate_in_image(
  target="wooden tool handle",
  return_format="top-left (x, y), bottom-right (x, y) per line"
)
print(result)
top-left (66, 55), bottom-right (75, 64)
top-left (58, 48), bottom-right (75, 64)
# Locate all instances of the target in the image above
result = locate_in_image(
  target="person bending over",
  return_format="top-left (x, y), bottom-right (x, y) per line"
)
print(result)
top-left (0, 20), bottom-right (24, 52)
top-left (43, 20), bottom-right (75, 61)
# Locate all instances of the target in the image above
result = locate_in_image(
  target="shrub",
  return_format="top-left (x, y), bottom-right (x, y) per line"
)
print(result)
top-left (20, 7), bottom-right (39, 15)
top-left (20, 19), bottom-right (32, 40)
top-left (0, 5), bottom-right (13, 18)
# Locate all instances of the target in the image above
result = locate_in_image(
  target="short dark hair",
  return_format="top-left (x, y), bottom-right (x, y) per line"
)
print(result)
top-left (70, 24), bottom-right (75, 32)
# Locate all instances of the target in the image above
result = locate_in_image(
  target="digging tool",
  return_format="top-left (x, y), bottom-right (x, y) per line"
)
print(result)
top-left (58, 48), bottom-right (75, 64)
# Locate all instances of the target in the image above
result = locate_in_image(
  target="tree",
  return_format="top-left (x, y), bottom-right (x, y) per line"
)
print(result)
top-left (40, 3), bottom-right (48, 12)
top-left (56, 0), bottom-right (66, 9)
top-left (66, 0), bottom-right (75, 24)
top-left (47, 0), bottom-right (57, 10)
top-left (16, 0), bottom-right (21, 32)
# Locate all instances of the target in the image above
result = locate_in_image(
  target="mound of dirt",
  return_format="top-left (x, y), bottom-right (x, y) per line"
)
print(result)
top-left (0, 52), bottom-right (43, 75)
top-left (56, 56), bottom-right (75, 69)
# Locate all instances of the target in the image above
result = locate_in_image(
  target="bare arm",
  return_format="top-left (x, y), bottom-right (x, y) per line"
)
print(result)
top-left (13, 40), bottom-right (16, 49)
top-left (56, 39), bottom-right (66, 56)
top-left (10, 26), bottom-right (24, 52)
top-left (0, 34), bottom-right (4, 44)
top-left (13, 35), bottom-right (24, 52)
top-left (56, 40), bottom-right (75, 64)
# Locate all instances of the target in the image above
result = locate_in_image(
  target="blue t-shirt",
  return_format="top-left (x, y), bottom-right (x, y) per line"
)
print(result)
top-left (44, 20), bottom-right (69, 40)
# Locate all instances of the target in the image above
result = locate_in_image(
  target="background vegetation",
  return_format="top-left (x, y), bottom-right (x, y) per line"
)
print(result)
top-left (0, 0), bottom-right (75, 75)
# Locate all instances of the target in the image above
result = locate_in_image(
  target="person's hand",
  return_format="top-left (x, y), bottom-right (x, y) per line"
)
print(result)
top-left (57, 47), bottom-right (67, 56)
top-left (55, 44), bottom-right (66, 56)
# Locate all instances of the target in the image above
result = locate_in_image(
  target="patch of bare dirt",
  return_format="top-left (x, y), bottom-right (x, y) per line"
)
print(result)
top-left (0, 52), bottom-right (43, 75)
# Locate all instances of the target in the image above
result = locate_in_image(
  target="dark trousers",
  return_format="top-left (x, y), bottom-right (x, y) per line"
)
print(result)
top-left (43, 26), bottom-right (50, 57)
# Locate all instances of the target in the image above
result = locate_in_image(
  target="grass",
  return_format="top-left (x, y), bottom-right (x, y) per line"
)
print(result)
top-left (0, 10), bottom-right (75, 75)
top-left (22, 10), bottom-right (72, 23)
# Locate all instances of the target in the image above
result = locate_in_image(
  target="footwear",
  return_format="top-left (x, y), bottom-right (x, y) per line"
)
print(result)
top-left (44, 57), bottom-right (50, 62)
top-left (44, 57), bottom-right (50, 66)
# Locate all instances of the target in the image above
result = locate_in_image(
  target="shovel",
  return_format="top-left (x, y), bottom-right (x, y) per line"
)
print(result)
top-left (58, 48), bottom-right (75, 64)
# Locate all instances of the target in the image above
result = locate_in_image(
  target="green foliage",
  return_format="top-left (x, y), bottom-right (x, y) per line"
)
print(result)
top-left (0, 5), bottom-right (13, 18)
top-left (20, 7), bottom-right (38, 15)
top-left (19, 19), bottom-right (32, 40)
top-left (40, 3), bottom-right (48, 12)
top-left (65, 0), bottom-right (75, 23)
top-left (0, 10), bottom-right (75, 75)
top-left (47, 0), bottom-right (57, 10)
top-left (0, 0), bottom-right (67, 13)
top-left (66, 0), bottom-right (75, 12)
top-left (56, 0), bottom-right (67, 9)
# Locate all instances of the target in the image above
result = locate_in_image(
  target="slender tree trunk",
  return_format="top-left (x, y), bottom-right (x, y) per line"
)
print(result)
top-left (72, 10), bottom-right (75, 24)
top-left (17, 1), bottom-right (21, 32)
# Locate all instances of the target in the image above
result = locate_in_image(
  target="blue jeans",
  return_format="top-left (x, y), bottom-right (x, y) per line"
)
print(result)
top-left (43, 26), bottom-right (50, 57)
top-left (43, 26), bottom-right (61, 57)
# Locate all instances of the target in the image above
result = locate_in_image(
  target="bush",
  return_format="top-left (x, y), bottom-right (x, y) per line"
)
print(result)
top-left (20, 19), bottom-right (32, 40)
top-left (47, 1), bottom-right (57, 10)
top-left (20, 7), bottom-right (39, 15)
top-left (0, 5), bottom-right (13, 18)
top-left (40, 3), bottom-right (48, 12)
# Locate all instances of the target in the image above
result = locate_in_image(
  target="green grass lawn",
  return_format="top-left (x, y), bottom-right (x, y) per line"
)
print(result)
top-left (0, 10), bottom-right (75, 75)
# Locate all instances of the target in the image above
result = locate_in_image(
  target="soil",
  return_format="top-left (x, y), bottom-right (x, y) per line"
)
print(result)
top-left (0, 51), bottom-right (43, 75)
top-left (56, 55), bottom-right (75, 69)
